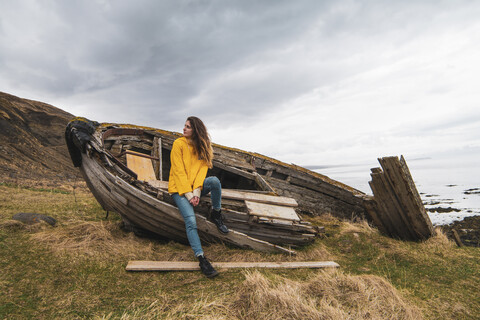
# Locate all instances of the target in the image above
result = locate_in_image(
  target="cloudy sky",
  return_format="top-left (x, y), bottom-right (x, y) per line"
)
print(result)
top-left (1, 0), bottom-right (480, 187)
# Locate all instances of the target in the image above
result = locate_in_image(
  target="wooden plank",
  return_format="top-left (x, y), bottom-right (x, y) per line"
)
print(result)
top-left (396, 156), bottom-right (434, 237)
top-left (369, 171), bottom-right (416, 240)
top-left (213, 161), bottom-right (256, 180)
top-left (268, 178), bottom-right (364, 218)
top-left (361, 195), bottom-right (389, 235)
top-left (245, 201), bottom-right (300, 221)
top-left (157, 138), bottom-right (163, 180)
top-left (367, 180), bottom-right (394, 237)
top-left (379, 156), bottom-right (434, 239)
top-left (147, 180), bottom-right (169, 190)
top-left (222, 189), bottom-right (297, 207)
top-left (123, 141), bottom-right (153, 151)
top-left (226, 227), bottom-right (316, 245)
top-left (288, 175), bottom-right (361, 206)
top-left (254, 172), bottom-right (277, 193)
top-left (212, 149), bottom-right (256, 171)
top-left (253, 156), bottom-right (363, 196)
top-left (126, 151), bottom-right (156, 181)
top-left (126, 260), bottom-right (340, 271)
top-left (152, 137), bottom-right (161, 180)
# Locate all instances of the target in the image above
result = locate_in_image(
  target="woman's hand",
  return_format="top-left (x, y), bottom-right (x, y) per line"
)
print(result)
top-left (189, 196), bottom-right (200, 207)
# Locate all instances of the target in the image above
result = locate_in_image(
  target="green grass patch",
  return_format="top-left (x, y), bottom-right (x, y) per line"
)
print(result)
top-left (0, 182), bottom-right (72, 194)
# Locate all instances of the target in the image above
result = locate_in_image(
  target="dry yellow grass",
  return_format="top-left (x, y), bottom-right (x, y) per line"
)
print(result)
top-left (230, 269), bottom-right (422, 320)
top-left (339, 219), bottom-right (379, 236)
top-left (95, 269), bottom-right (421, 320)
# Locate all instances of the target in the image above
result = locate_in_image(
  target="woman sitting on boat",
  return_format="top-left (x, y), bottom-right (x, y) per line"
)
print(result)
top-left (168, 116), bottom-right (228, 278)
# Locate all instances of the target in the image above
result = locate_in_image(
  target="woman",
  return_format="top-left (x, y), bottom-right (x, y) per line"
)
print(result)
top-left (168, 116), bottom-right (228, 278)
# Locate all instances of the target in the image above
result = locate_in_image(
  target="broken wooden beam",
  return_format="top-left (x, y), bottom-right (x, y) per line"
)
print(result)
top-left (126, 260), bottom-right (340, 271)
top-left (367, 155), bottom-right (435, 241)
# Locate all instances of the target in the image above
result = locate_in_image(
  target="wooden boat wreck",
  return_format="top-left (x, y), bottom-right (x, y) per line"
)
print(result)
top-left (65, 117), bottom-right (435, 253)
top-left (65, 117), bottom-right (367, 253)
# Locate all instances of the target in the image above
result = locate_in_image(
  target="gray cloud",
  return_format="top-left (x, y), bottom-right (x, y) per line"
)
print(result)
top-left (1, 0), bottom-right (480, 169)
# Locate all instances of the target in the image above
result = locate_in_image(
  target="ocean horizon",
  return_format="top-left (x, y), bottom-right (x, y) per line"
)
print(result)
top-left (313, 151), bottom-right (480, 226)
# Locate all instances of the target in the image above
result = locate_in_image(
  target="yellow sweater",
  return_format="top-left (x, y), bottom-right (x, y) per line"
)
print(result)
top-left (168, 137), bottom-right (208, 196)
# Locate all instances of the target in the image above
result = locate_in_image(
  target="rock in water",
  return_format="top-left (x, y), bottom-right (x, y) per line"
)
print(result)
top-left (12, 213), bottom-right (56, 226)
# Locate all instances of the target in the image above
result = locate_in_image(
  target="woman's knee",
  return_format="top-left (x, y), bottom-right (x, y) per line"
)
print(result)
top-left (207, 176), bottom-right (221, 189)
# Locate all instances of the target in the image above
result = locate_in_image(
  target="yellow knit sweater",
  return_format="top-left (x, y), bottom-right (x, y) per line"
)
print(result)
top-left (168, 137), bottom-right (208, 196)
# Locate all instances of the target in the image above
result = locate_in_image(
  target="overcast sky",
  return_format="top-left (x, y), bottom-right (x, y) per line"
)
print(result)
top-left (1, 0), bottom-right (479, 181)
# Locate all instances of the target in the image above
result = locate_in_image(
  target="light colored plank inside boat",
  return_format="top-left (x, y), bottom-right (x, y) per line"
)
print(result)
top-left (245, 201), bottom-right (300, 221)
top-left (126, 260), bottom-right (339, 271)
top-left (147, 180), bottom-right (169, 189)
top-left (222, 188), bottom-right (297, 207)
top-left (126, 151), bottom-right (157, 181)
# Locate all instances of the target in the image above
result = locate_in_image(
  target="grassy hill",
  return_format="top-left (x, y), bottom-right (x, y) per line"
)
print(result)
top-left (0, 92), bottom-right (78, 187)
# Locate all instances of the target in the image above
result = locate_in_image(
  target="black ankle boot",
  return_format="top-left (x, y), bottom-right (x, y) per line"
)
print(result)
top-left (210, 208), bottom-right (229, 234)
top-left (197, 255), bottom-right (218, 278)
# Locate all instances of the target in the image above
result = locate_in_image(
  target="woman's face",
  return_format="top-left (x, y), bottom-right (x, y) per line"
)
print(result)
top-left (183, 120), bottom-right (193, 138)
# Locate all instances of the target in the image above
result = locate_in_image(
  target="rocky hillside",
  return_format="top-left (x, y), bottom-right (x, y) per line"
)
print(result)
top-left (0, 92), bottom-right (79, 186)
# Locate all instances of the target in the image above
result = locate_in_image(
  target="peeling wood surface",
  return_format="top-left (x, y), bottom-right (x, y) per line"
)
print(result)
top-left (245, 201), bottom-right (300, 221)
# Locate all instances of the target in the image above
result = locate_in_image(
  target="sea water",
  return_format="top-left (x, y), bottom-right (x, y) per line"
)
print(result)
top-left (315, 153), bottom-right (480, 226)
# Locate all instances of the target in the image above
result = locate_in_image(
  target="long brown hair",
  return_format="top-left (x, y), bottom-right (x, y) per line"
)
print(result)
top-left (187, 116), bottom-right (213, 168)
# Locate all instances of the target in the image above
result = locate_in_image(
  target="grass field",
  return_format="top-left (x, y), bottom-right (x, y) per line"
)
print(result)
top-left (1, 183), bottom-right (479, 319)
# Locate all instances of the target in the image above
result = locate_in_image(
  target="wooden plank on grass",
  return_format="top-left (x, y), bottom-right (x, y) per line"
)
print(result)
top-left (245, 201), bottom-right (300, 221)
top-left (126, 260), bottom-right (340, 271)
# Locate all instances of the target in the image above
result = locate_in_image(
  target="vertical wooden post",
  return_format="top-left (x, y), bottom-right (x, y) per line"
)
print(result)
top-left (158, 138), bottom-right (163, 181)
top-left (152, 137), bottom-right (163, 180)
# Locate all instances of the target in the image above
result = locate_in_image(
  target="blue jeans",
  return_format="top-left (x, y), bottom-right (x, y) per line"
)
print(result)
top-left (171, 176), bottom-right (222, 256)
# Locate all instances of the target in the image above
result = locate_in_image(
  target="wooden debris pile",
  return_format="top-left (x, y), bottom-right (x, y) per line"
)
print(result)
top-left (363, 156), bottom-right (435, 241)
top-left (147, 180), bottom-right (319, 246)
